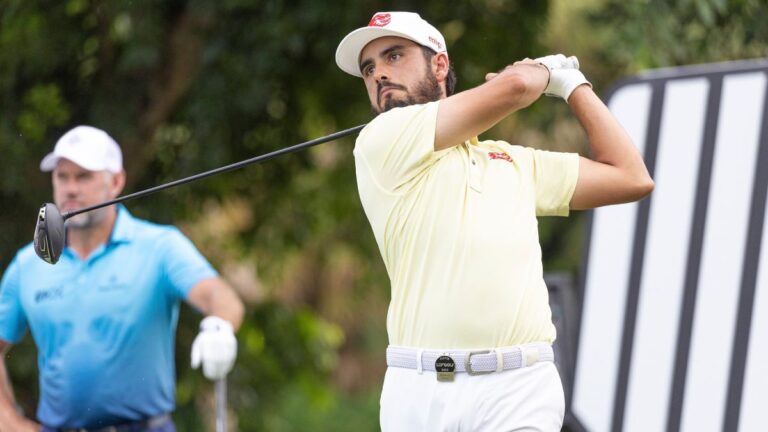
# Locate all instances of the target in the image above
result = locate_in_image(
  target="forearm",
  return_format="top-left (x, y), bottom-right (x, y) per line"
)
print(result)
top-left (0, 354), bottom-right (12, 403)
top-left (567, 85), bottom-right (654, 208)
top-left (569, 86), bottom-right (649, 176)
top-left (0, 357), bottom-right (35, 430)
top-left (206, 283), bottom-right (244, 330)
top-left (0, 357), bottom-right (17, 420)
top-left (435, 63), bottom-right (548, 150)
top-left (187, 278), bottom-right (245, 330)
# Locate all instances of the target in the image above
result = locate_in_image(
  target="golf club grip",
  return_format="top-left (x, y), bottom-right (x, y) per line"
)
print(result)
top-left (62, 124), bottom-right (367, 220)
top-left (216, 378), bottom-right (227, 432)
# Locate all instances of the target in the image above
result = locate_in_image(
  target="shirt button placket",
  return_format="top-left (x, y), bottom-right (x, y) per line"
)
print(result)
top-left (77, 262), bottom-right (87, 287)
top-left (468, 146), bottom-right (483, 193)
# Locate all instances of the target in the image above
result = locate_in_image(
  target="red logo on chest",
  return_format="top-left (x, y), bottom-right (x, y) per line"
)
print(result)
top-left (488, 152), bottom-right (514, 163)
top-left (368, 13), bottom-right (391, 27)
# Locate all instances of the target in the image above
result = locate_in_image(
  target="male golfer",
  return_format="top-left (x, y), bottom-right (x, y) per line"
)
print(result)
top-left (336, 11), bottom-right (654, 431)
top-left (0, 126), bottom-right (245, 431)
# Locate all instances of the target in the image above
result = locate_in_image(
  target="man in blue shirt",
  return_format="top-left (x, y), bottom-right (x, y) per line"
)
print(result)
top-left (0, 126), bottom-right (245, 431)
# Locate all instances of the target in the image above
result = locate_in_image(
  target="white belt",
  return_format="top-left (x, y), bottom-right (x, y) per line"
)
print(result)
top-left (386, 343), bottom-right (554, 375)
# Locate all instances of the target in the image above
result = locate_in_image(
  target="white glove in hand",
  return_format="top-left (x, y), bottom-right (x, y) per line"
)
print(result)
top-left (534, 54), bottom-right (591, 103)
top-left (191, 316), bottom-right (237, 380)
top-left (535, 54), bottom-right (579, 71)
top-left (544, 68), bottom-right (592, 103)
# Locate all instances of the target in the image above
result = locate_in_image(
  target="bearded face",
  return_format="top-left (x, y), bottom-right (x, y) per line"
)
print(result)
top-left (374, 65), bottom-right (443, 113)
top-left (359, 37), bottom-right (446, 114)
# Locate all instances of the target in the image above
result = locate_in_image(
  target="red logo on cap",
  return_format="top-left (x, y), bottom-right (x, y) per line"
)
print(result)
top-left (368, 13), bottom-right (391, 27)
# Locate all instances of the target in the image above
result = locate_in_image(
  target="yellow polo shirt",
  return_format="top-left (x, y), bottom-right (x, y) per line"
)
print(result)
top-left (354, 101), bottom-right (579, 349)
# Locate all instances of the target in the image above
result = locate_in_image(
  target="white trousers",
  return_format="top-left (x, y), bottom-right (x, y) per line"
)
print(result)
top-left (380, 361), bottom-right (565, 432)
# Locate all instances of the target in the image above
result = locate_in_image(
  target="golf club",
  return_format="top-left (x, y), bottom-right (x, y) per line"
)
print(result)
top-left (33, 124), bottom-right (366, 264)
top-left (215, 378), bottom-right (227, 432)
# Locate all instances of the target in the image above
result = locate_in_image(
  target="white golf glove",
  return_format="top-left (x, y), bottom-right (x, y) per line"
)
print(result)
top-left (191, 316), bottom-right (237, 380)
top-left (535, 54), bottom-right (591, 103)
top-left (535, 54), bottom-right (579, 71)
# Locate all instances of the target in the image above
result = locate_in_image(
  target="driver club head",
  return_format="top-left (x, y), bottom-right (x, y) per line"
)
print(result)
top-left (33, 203), bottom-right (65, 265)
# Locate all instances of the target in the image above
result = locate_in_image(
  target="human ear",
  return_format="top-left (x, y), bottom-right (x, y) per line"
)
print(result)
top-left (433, 52), bottom-right (450, 82)
top-left (111, 170), bottom-right (126, 197)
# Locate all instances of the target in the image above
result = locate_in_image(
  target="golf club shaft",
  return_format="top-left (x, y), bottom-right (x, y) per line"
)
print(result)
top-left (215, 378), bottom-right (227, 432)
top-left (62, 124), bottom-right (366, 219)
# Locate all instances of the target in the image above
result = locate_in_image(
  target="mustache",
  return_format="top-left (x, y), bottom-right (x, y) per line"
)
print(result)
top-left (377, 81), bottom-right (407, 103)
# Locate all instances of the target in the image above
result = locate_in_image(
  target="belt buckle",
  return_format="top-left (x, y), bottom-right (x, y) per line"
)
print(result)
top-left (465, 350), bottom-right (494, 376)
top-left (435, 355), bottom-right (456, 382)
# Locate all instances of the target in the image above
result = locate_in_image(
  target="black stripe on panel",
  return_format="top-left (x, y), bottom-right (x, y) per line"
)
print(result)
top-left (665, 75), bottom-right (724, 432)
top-left (565, 410), bottom-right (589, 432)
top-left (610, 81), bottom-right (665, 432)
top-left (723, 70), bottom-right (768, 432)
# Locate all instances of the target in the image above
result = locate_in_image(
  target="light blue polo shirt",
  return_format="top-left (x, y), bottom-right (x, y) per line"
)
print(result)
top-left (0, 206), bottom-right (217, 428)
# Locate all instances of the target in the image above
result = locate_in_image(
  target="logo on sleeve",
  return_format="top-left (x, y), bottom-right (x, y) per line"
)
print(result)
top-left (368, 13), bottom-right (391, 27)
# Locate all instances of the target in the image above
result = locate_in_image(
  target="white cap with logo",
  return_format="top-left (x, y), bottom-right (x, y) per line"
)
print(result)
top-left (336, 11), bottom-right (447, 77)
top-left (40, 125), bottom-right (123, 173)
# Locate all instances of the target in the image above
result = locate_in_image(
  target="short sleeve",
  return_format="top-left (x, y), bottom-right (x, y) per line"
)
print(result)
top-left (533, 149), bottom-right (580, 216)
top-left (354, 102), bottom-right (440, 192)
top-left (159, 228), bottom-right (218, 300)
top-left (0, 257), bottom-right (29, 343)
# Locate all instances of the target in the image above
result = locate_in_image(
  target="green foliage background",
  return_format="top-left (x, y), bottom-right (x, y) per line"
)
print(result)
top-left (0, 0), bottom-right (765, 430)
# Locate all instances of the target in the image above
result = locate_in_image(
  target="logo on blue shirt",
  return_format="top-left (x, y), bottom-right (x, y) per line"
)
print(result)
top-left (35, 286), bottom-right (64, 303)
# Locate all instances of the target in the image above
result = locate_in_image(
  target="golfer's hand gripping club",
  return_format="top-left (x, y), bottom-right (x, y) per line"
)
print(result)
top-left (191, 316), bottom-right (238, 380)
top-left (535, 54), bottom-right (591, 103)
top-left (535, 54), bottom-right (579, 71)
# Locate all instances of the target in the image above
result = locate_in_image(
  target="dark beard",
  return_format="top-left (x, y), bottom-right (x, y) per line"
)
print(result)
top-left (373, 69), bottom-right (443, 114)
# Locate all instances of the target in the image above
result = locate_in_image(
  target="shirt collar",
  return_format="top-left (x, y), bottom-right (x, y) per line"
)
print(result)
top-left (108, 205), bottom-right (136, 245)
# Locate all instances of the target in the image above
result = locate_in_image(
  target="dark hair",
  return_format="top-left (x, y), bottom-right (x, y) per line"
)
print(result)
top-left (421, 46), bottom-right (457, 96)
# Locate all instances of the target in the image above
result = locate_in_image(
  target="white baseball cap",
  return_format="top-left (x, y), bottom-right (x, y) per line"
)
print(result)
top-left (40, 125), bottom-right (123, 173)
top-left (336, 11), bottom-right (447, 77)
